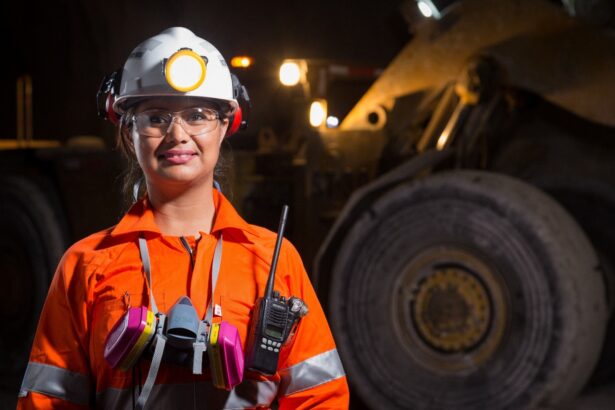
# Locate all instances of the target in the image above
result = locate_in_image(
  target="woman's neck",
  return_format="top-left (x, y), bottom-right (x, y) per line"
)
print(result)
top-left (147, 181), bottom-right (217, 237)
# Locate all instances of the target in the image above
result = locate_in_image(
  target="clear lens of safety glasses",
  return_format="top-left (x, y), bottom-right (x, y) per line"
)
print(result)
top-left (133, 107), bottom-right (220, 137)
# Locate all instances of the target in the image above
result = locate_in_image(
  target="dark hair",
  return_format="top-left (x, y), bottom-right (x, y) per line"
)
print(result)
top-left (115, 105), bottom-right (233, 208)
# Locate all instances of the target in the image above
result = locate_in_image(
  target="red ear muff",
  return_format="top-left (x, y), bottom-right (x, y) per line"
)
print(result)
top-left (225, 107), bottom-right (243, 137)
top-left (105, 93), bottom-right (119, 125)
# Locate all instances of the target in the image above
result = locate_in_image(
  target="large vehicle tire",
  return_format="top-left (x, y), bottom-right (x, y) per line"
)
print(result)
top-left (329, 170), bottom-right (607, 409)
top-left (0, 177), bottom-right (67, 385)
top-left (546, 186), bottom-right (615, 385)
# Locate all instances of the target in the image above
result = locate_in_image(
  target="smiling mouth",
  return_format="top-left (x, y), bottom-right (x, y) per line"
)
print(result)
top-left (159, 151), bottom-right (197, 163)
top-left (162, 152), bottom-right (195, 159)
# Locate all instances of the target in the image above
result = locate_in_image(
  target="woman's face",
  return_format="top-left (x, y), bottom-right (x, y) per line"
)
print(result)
top-left (129, 97), bottom-right (229, 190)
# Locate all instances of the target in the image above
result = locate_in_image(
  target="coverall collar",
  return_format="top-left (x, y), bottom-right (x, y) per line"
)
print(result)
top-left (110, 189), bottom-right (258, 240)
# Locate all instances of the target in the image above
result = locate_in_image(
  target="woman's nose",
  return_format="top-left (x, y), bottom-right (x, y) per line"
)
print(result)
top-left (164, 117), bottom-right (189, 142)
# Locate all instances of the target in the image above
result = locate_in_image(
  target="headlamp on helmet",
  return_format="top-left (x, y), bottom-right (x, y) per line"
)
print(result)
top-left (164, 49), bottom-right (207, 92)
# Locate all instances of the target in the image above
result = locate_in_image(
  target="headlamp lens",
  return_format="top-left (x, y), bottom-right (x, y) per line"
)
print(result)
top-left (165, 50), bottom-right (207, 92)
top-left (133, 107), bottom-right (220, 137)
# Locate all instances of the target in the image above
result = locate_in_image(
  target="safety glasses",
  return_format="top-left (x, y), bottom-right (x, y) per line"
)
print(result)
top-left (132, 107), bottom-right (221, 137)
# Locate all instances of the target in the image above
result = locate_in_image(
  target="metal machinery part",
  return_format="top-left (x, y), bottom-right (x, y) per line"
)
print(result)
top-left (397, 247), bottom-right (504, 362)
top-left (341, 0), bottom-right (615, 131)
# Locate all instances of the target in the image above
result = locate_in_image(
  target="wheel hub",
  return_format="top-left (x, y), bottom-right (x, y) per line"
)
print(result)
top-left (413, 267), bottom-right (490, 352)
top-left (392, 245), bottom-right (507, 373)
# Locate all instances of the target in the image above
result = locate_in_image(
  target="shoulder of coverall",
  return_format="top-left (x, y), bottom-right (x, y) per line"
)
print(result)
top-left (108, 189), bottom-right (262, 240)
top-left (107, 190), bottom-right (302, 266)
top-left (55, 189), bottom-right (304, 290)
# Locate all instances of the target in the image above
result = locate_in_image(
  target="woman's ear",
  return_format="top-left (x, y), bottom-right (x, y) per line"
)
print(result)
top-left (121, 121), bottom-right (137, 158)
top-left (219, 119), bottom-right (230, 145)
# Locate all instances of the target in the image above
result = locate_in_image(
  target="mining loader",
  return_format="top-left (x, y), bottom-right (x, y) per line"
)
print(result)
top-left (258, 0), bottom-right (615, 408)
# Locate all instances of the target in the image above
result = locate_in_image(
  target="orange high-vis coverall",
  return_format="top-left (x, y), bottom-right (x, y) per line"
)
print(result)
top-left (18, 190), bottom-right (349, 409)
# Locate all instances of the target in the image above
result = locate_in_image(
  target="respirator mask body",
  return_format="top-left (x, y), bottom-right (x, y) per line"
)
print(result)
top-left (104, 294), bottom-right (244, 389)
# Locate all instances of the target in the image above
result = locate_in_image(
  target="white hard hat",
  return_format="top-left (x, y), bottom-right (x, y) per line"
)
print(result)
top-left (113, 27), bottom-right (238, 114)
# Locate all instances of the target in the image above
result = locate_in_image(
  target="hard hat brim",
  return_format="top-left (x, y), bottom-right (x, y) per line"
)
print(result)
top-left (114, 94), bottom-right (238, 117)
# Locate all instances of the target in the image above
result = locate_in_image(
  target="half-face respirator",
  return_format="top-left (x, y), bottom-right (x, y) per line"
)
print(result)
top-left (104, 295), bottom-right (244, 390)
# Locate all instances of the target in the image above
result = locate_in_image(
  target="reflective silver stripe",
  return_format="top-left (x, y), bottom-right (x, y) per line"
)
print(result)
top-left (228, 378), bottom-right (278, 409)
top-left (279, 349), bottom-right (346, 396)
top-left (97, 379), bottom-right (278, 409)
top-left (19, 362), bottom-right (91, 405)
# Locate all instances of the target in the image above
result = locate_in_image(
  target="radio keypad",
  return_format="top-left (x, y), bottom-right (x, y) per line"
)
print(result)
top-left (260, 337), bottom-right (282, 352)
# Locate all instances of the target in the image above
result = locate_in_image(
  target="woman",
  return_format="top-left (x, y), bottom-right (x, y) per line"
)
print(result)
top-left (18, 27), bottom-right (349, 409)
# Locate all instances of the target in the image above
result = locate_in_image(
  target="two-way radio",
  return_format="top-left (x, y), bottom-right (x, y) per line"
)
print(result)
top-left (245, 205), bottom-right (308, 375)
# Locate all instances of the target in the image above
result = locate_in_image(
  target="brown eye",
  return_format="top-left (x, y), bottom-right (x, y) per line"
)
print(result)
top-left (147, 113), bottom-right (170, 125)
top-left (187, 112), bottom-right (206, 122)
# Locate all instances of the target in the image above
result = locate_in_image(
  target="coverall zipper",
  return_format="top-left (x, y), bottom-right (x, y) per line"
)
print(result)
top-left (179, 236), bottom-right (195, 269)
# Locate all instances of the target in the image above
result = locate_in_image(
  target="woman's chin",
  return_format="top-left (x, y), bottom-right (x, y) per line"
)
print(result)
top-left (150, 170), bottom-right (212, 187)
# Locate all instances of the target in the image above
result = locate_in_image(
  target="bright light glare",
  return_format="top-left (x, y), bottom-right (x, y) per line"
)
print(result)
top-left (309, 100), bottom-right (327, 127)
top-left (436, 129), bottom-right (450, 150)
top-left (279, 62), bottom-right (302, 86)
top-left (230, 56), bottom-right (253, 68)
top-left (326, 116), bottom-right (339, 128)
top-left (417, 1), bottom-right (434, 18)
top-left (166, 51), bottom-right (205, 91)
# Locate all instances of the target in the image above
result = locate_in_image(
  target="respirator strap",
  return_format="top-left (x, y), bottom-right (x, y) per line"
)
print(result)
top-left (135, 331), bottom-right (167, 410)
top-left (205, 235), bottom-right (223, 325)
top-left (138, 232), bottom-right (224, 379)
top-left (193, 320), bottom-right (209, 374)
top-left (134, 236), bottom-right (165, 409)
top-left (138, 236), bottom-right (159, 314)
top-left (192, 234), bottom-right (223, 373)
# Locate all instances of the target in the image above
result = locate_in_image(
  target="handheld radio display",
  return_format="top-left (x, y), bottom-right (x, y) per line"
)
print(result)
top-left (245, 205), bottom-right (308, 375)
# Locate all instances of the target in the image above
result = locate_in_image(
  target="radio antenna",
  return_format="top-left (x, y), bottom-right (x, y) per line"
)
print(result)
top-left (265, 205), bottom-right (289, 298)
